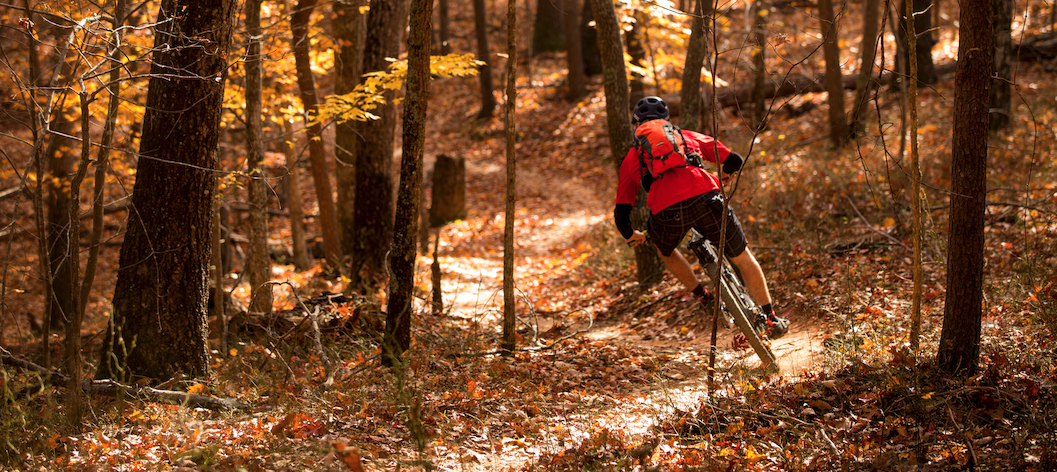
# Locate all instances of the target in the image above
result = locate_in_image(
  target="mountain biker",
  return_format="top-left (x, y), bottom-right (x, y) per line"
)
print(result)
top-left (614, 96), bottom-right (789, 339)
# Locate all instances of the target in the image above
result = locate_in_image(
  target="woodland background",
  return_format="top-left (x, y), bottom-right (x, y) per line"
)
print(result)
top-left (1, 0), bottom-right (1056, 470)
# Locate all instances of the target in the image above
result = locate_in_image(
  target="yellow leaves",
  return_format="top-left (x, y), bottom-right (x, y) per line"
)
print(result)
top-left (315, 54), bottom-right (482, 126)
top-left (187, 384), bottom-right (207, 395)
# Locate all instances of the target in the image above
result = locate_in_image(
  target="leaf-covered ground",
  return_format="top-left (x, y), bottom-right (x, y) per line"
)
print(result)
top-left (4, 3), bottom-right (1057, 471)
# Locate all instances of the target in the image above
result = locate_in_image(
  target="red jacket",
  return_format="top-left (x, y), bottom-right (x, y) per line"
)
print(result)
top-left (615, 129), bottom-right (736, 214)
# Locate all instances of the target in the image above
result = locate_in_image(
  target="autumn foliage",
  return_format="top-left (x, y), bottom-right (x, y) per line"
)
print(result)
top-left (1, 0), bottom-right (1057, 470)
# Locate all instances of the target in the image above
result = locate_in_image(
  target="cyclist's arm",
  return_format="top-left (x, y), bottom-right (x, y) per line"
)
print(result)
top-left (614, 203), bottom-right (634, 239)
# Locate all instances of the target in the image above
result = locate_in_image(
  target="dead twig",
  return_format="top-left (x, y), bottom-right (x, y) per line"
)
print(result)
top-left (846, 196), bottom-right (911, 251)
top-left (1, 350), bottom-right (249, 410)
top-left (946, 400), bottom-right (979, 469)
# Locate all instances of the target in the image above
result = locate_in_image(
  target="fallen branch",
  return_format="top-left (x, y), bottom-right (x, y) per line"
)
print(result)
top-left (1, 350), bottom-right (249, 411)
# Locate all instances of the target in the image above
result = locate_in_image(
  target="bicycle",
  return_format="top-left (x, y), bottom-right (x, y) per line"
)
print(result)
top-left (686, 229), bottom-right (779, 372)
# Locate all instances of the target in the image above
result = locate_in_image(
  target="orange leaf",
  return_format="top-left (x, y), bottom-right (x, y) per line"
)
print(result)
top-left (333, 443), bottom-right (365, 472)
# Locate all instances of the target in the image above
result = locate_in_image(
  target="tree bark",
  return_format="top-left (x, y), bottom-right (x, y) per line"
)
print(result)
top-left (292, 0), bottom-right (343, 274)
top-left (385, 0), bottom-right (432, 362)
top-left (564, 0), bottom-right (586, 100)
top-left (81, 0), bottom-right (126, 328)
top-left (938, 0), bottom-right (992, 375)
top-left (750, 0), bottom-right (769, 130)
top-left (627, 13), bottom-right (648, 103)
top-left (907, 0), bottom-right (924, 353)
top-left (989, 0), bottom-right (1013, 131)
top-left (679, 0), bottom-right (712, 132)
top-left (438, 0), bottom-right (451, 54)
top-left (351, 0), bottom-right (409, 287)
top-left (818, 0), bottom-right (849, 146)
top-left (474, 0), bottom-right (497, 119)
top-left (591, 0), bottom-right (664, 287)
top-left (581, 0), bottom-right (602, 76)
top-left (533, 0), bottom-right (565, 54)
top-left (41, 23), bottom-right (78, 330)
top-left (281, 121), bottom-right (311, 270)
top-left (503, 0), bottom-right (518, 354)
top-left (898, 0), bottom-right (939, 85)
top-left (246, 0), bottom-right (272, 315)
top-left (333, 0), bottom-right (367, 259)
top-left (429, 155), bottom-right (467, 227)
top-left (99, 0), bottom-right (238, 381)
top-left (850, 0), bottom-right (881, 134)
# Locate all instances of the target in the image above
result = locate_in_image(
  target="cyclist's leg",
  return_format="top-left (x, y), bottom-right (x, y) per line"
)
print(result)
top-left (657, 248), bottom-right (698, 289)
top-left (728, 248), bottom-right (772, 308)
top-left (649, 198), bottom-right (710, 300)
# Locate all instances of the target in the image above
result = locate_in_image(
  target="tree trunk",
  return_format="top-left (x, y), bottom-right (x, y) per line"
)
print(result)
top-left (533, 0), bottom-right (565, 54)
top-left (351, 0), bottom-right (409, 287)
top-left (281, 121), bottom-right (311, 270)
top-left (438, 0), bottom-right (451, 54)
top-left (246, 0), bottom-right (272, 315)
top-left (81, 0), bottom-right (126, 338)
top-left (850, 0), bottom-right (881, 134)
top-left (989, 0), bottom-right (1013, 131)
top-left (627, 13), bottom-right (648, 102)
top-left (292, 0), bottom-right (343, 274)
top-left (41, 23), bottom-right (79, 331)
top-left (564, 0), bottom-right (586, 100)
top-left (503, 0), bottom-right (518, 354)
top-left (938, 0), bottom-right (993, 375)
top-left (591, 0), bottom-right (633, 165)
top-left (385, 0), bottom-right (432, 363)
top-left (750, 0), bottom-right (769, 130)
top-left (333, 0), bottom-right (367, 258)
top-left (44, 113), bottom-right (77, 330)
top-left (99, 0), bottom-right (238, 381)
top-left (474, 0), bottom-right (497, 119)
top-left (429, 155), bottom-right (467, 227)
top-left (818, 0), bottom-right (850, 146)
top-left (591, 0), bottom-right (664, 286)
top-left (680, 0), bottom-right (712, 132)
top-left (898, 0), bottom-right (939, 85)
top-left (581, 0), bottom-right (602, 76)
top-left (907, 0), bottom-right (924, 352)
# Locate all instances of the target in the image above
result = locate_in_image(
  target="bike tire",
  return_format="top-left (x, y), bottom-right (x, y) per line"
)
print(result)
top-left (717, 268), bottom-right (778, 371)
top-left (689, 231), bottom-right (778, 372)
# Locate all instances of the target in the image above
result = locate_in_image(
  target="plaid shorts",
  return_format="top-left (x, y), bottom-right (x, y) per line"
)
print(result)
top-left (649, 191), bottom-right (748, 258)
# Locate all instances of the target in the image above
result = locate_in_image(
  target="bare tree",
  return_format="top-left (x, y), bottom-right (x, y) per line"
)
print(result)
top-left (938, 0), bottom-right (993, 375)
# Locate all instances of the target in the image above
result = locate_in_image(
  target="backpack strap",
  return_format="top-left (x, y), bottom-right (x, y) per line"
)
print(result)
top-left (677, 128), bottom-right (705, 169)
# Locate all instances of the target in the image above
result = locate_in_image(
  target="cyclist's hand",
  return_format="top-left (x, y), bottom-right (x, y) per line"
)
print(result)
top-left (626, 231), bottom-right (647, 248)
top-left (720, 171), bottom-right (736, 185)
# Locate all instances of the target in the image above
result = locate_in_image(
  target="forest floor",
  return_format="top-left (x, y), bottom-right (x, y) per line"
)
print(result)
top-left (4, 14), bottom-right (1057, 472)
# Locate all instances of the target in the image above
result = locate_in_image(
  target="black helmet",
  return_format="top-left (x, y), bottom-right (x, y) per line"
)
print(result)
top-left (633, 96), bottom-right (669, 123)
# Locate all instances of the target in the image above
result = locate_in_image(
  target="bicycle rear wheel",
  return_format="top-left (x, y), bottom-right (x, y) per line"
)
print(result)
top-left (689, 231), bottom-right (778, 372)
